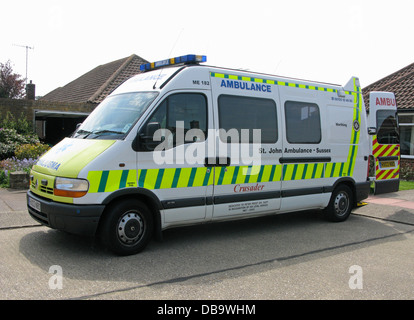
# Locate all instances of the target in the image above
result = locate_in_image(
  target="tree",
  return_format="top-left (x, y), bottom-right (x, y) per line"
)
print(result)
top-left (0, 60), bottom-right (26, 99)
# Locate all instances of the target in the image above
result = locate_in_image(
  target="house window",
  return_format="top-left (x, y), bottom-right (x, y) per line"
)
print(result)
top-left (399, 113), bottom-right (414, 158)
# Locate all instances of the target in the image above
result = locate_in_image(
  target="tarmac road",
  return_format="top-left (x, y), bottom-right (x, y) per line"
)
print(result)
top-left (0, 188), bottom-right (413, 301)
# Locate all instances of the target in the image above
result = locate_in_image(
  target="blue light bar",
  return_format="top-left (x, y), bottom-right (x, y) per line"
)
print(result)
top-left (140, 54), bottom-right (207, 71)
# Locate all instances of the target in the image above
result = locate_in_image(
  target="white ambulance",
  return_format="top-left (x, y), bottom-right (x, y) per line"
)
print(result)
top-left (27, 54), bottom-right (400, 255)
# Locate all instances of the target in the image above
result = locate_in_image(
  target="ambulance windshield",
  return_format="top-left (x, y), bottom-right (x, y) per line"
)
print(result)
top-left (73, 92), bottom-right (158, 139)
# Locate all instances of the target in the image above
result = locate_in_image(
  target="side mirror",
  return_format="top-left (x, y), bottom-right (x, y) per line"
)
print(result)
top-left (368, 127), bottom-right (377, 135)
top-left (71, 122), bottom-right (83, 137)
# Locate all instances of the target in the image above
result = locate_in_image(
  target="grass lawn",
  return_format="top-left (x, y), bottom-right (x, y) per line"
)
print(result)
top-left (399, 180), bottom-right (414, 191)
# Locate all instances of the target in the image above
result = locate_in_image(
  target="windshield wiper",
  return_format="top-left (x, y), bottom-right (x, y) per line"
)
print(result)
top-left (93, 130), bottom-right (125, 135)
top-left (91, 130), bottom-right (125, 137)
top-left (74, 129), bottom-right (125, 139)
top-left (74, 129), bottom-right (93, 138)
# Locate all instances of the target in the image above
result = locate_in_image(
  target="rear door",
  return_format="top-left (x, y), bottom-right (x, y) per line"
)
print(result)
top-left (368, 92), bottom-right (400, 194)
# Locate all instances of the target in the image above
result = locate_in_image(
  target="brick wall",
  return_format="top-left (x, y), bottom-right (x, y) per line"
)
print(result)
top-left (0, 98), bottom-right (96, 126)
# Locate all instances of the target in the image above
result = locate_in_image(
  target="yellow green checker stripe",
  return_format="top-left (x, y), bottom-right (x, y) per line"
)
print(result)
top-left (87, 161), bottom-right (352, 193)
top-left (210, 72), bottom-right (353, 95)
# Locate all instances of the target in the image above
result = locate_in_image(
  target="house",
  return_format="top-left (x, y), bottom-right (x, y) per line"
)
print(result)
top-left (38, 54), bottom-right (148, 144)
top-left (362, 62), bottom-right (414, 163)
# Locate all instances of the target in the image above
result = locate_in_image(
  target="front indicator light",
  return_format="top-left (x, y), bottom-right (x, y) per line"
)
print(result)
top-left (54, 177), bottom-right (89, 198)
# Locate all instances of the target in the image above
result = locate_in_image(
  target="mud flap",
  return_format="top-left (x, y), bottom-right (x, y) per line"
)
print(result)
top-left (374, 179), bottom-right (399, 195)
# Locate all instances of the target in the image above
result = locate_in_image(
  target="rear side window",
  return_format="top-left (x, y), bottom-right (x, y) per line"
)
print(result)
top-left (218, 95), bottom-right (278, 143)
top-left (376, 110), bottom-right (399, 144)
top-left (285, 101), bottom-right (321, 144)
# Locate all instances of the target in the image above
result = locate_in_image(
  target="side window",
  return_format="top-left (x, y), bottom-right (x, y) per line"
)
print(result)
top-left (285, 101), bottom-right (321, 144)
top-left (140, 93), bottom-right (207, 151)
top-left (218, 95), bottom-right (278, 143)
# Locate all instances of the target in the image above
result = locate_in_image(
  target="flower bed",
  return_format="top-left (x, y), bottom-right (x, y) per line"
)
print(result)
top-left (0, 157), bottom-right (38, 189)
top-left (0, 114), bottom-right (51, 189)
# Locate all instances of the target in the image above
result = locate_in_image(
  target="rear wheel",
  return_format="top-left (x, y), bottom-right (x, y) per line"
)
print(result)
top-left (100, 199), bottom-right (153, 255)
top-left (325, 185), bottom-right (353, 222)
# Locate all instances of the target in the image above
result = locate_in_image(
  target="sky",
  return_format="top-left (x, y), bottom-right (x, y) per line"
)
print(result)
top-left (1, 0), bottom-right (414, 97)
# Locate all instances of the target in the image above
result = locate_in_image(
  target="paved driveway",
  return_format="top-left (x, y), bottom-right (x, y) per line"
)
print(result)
top-left (0, 188), bottom-right (413, 301)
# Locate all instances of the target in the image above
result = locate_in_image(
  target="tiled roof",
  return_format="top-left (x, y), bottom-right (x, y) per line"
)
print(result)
top-left (362, 62), bottom-right (414, 110)
top-left (41, 54), bottom-right (148, 104)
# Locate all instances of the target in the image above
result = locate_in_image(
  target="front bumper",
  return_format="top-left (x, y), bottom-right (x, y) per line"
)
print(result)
top-left (27, 191), bottom-right (105, 236)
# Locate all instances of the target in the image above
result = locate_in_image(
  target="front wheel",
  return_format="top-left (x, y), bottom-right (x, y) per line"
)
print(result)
top-left (325, 185), bottom-right (353, 222)
top-left (99, 199), bottom-right (153, 255)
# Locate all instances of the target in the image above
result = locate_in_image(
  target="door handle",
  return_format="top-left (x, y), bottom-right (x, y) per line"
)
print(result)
top-left (204, 157), bottom-right (231, 167)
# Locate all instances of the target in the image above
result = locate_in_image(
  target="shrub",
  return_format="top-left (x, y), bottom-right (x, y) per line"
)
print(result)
top-left (0, 128), bottom-right (39, 160)
top-left (0, 170), bottom-right (8, 187)
top-left (0, 111), bottom-right (32, 135)
top-left (400, 161), bottom-right (414, 181)
top-left (15, 143), bottom-right (50, 160)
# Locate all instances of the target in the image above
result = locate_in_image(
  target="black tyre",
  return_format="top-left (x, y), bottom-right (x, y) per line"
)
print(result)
top-left (325, 185), bottom-right (353, 222)
top-left (100, 199), bottom-right (153, 255)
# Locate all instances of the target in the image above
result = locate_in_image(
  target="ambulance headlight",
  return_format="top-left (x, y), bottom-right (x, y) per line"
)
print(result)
top-left (54, 177), bottom-right (89, 198)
